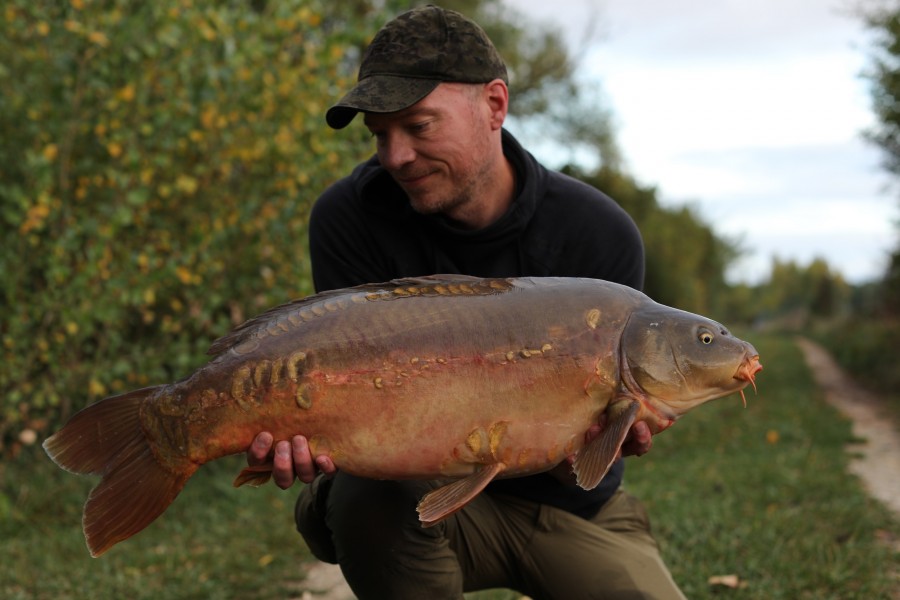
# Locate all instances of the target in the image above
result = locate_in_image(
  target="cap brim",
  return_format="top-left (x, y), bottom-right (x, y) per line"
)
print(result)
top-left (326, 75), bottom-right (440, 129)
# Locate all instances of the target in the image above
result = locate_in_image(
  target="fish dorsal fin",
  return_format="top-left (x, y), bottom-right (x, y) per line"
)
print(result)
top-left (207, 276), bottom-right (515, 356)
top-left (206, 287), bottom-right (356, 356)
top-left (417, 462), bottom-right (507, 527)
top-left (573, 399), bottom-right (640, 490)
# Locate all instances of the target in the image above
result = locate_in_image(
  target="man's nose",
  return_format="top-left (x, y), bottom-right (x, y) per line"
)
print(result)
top-left (378, 132), bottom-right (416, 170)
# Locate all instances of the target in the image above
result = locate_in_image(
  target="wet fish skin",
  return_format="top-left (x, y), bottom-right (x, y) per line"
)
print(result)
top-left (43, 275), bottom-right (761, 557)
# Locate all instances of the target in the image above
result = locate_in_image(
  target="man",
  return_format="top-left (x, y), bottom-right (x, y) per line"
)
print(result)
top-left (248, 6), bottom-right (686, 599)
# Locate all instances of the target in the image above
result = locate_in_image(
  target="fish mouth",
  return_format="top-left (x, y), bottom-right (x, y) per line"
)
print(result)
top-left (733, 353), bottom-right (763, 407)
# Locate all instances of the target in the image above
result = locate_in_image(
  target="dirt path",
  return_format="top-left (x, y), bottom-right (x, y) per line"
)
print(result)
top-left (292, 338), bottom-right (900, 599)
top-left (795, 337), bottom-right (900, 518)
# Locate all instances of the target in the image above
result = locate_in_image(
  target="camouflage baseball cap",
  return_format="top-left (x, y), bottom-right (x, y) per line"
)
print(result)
top-left (325, 5), bottom-right (509, 129)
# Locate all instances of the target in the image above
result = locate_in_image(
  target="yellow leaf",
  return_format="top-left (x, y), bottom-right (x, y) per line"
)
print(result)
top-left (43, 143), bottom-right (58, 161)
top-left (71, 0), bottom-right (85, 10)
top-left (257, 554), bottom-right (274, 567)
top-left (36, 22), bottom-right (50, 36)
top-left (766, 429), bottom-right (779, 444)
top-left (107, 141), bottom-right (123, 158)
top-left (176, 266), bottom-right (193, 285)
top-left (89, 379), bottom-right (107, 397)
top-left (65, 321), bottom-right (79, 336)
top-left (175, 175), bottom-right (198, 195)
top-left (117, 84), bottom-right (135, 102)
top-left (88, 31), bottom-right (109, 47)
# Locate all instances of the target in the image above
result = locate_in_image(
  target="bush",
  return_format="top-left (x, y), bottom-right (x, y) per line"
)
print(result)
top-left (0, 0), bottom-right (374, 454)
top-left (812, 317), bottom-right (900, 406)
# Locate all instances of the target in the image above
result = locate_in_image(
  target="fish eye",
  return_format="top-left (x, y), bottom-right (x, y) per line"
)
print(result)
top-left (698, 330), bottom-right (714, 344)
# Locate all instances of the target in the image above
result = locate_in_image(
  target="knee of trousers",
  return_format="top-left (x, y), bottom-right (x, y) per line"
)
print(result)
top-left (324, 475), bottom-right (441, 555)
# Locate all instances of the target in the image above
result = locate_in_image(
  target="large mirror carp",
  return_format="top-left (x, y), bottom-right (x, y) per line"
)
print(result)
top-left (44, 275), bottom-right (762, 557)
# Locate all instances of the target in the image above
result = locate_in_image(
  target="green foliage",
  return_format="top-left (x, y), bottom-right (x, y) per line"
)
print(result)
top-left (812, 316), bottom-right (900, 408)
top-left (863, 2), bottom-right (900, 179)
top-left (754, 257), bottom-right (853, 323)
top-left (861, 1), bottom-right (900, 313)
top-left (0, 0), bottom-right (374, 451)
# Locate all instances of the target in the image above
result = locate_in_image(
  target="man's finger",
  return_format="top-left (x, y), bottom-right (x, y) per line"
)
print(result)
top-left (292, 435), bottom-right (318, 484)
top-left (248, 431), bottom-right (274, 466)
top-left (272, 439), bottom-right (297, 489)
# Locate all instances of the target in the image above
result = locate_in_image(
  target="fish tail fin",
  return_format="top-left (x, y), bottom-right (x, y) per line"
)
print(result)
top-left (43, 386), bottom-right (197, 557)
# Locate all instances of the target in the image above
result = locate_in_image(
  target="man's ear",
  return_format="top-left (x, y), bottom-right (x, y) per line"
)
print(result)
top-left (483, 79), bottom-right (509, 130)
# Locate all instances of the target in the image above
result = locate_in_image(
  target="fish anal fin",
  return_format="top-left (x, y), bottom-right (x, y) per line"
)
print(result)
top-left (233, 464), bottom-right (273, 487)
top-left (573, 399), bottom-right (640, 491)
top-left (417, 462), bottom-right (506, 527)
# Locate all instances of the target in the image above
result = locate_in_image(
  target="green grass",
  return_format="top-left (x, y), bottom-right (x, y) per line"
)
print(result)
top-left (2, 334), bottom-right (897, 599)
top-left (0, 453), bottom-right (312, 599)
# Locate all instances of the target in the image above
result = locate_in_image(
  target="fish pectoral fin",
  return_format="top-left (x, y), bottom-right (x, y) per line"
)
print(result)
top-left (573, 399), bottom-right (640, 491)
top-left (233, 464), bottom-right (273, 487)
top-left (417, 462), bottom-right (507, 527)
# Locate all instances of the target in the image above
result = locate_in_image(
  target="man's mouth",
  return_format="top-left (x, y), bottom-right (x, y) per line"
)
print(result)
top-left (397, 171), bottom-right (435, 186)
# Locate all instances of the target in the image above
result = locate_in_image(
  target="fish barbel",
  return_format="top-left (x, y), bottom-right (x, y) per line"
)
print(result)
top-left (43, 275), bottom-right (762, 557)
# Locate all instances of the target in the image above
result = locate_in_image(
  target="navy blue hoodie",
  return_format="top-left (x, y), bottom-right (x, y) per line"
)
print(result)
top-left (308, 129), bottom-right (644, 517)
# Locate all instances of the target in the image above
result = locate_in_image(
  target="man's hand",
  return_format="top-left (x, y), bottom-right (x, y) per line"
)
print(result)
top-left (619, 420), bottom-right (653, 457)
top-left (247, 432), bottom-right (337, 489)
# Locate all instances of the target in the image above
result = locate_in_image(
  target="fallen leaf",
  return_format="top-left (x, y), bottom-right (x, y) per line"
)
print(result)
top-left (708, 574), bottom-right (741, 588)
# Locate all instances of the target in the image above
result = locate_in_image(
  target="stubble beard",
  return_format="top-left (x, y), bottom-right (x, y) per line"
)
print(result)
top-left (406, 158), bottom-right (494, 223)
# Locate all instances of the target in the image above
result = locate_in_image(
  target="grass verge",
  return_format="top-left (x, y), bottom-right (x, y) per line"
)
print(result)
top-left (2, 334), bottom-right (897, 599)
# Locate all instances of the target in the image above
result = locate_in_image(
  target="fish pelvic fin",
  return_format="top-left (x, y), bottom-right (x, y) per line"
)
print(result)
top-left (573, 399), bottom-right (640, 490)
top-left (42, 386), bottom-right (197, 557)
top-left (233, 464), bottom-right (273, 487)
top-left (417, 462), bottom-right (507, 527)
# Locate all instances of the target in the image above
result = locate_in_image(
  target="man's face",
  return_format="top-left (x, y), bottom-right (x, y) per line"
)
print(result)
top-left (363, 83), bottom-right (497, 224)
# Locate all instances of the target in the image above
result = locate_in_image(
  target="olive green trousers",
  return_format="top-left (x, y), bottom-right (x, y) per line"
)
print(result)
top-left (296, 473), bottom-right (686, 600)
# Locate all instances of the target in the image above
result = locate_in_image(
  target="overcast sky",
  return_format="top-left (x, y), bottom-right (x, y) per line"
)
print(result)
top-left (504, 0), bottom-right (896, 284)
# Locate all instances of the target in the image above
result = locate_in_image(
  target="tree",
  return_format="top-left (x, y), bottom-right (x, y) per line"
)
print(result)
top-left (861, 1), bottom-right (900, 314)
